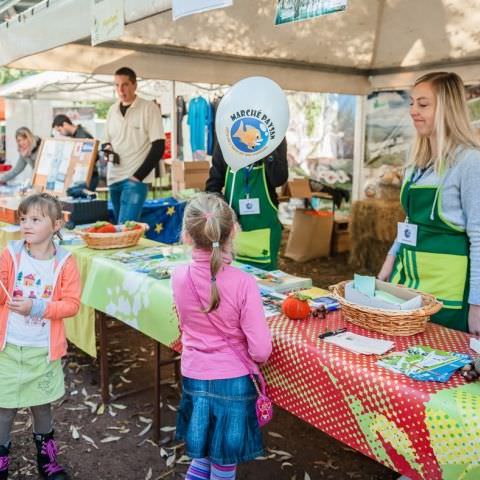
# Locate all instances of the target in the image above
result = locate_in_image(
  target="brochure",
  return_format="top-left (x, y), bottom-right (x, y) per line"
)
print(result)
top-left (261, 291), bottom-right (286, 318)
top-left (377, 345), bottom-right (471, 382)
top-left (297, 287), bottom-right (340, 311)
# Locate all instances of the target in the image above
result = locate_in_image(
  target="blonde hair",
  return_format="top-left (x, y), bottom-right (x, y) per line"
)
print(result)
top-left (182, 192), bottom-right (236, 312)
top-left (410, 72), bottom-right (480, 173)
top-left (18, 193), bottom-right (64, 240)
top-left (15, 127), bottom-right (36, 152)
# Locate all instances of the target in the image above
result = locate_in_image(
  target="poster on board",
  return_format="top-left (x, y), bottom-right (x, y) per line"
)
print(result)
top-left (33, 138), bottom-right (98, 194)
top-left (275, 0), bottom-right (347, 25)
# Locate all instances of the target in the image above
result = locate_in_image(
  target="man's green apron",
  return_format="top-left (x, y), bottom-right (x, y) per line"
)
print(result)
top-left (225, 164), bottom-right (282, 271)
top-left (391, 171), bottom-right (470, 331)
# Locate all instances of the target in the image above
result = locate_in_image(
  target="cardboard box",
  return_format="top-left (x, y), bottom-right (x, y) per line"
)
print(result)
top-left (345, 279), bottom-right (423, 310)
top-left (171, 160), bottom-right (210, 191)
top-left (332, 219), bottom-right (351, 254)
top-left (283, 178), bottom-right (312, 199)
top-left (284, 209), bottom-right (334, 262)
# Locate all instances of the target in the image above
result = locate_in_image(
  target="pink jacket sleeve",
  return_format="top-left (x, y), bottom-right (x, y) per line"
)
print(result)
top-left (44, 256), bottom-right (81, 320)
top-left (239, 275), bottom-right (272, 364)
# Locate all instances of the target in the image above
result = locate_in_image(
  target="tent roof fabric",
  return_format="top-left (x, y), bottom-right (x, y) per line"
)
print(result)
top-left (6, 0), bottom-right (480, 94)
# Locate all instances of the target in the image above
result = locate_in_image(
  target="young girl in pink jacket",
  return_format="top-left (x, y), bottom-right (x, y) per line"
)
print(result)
top-left (0, 193), bottom-right (81, 480)
top-left (172, 192), bottom-right (272, 480)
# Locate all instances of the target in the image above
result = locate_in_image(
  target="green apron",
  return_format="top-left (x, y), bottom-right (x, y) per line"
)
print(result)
top-left (225, 164), bottom-right (282, 271)
top-left (391, 170), bottom-right (470, 331)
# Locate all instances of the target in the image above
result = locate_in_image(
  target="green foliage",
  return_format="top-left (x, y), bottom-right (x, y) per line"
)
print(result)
top-left (0, 67), bottom-right (37, 85)
top-left (305, 97), bottom-right (324, 137)
top-left (467, 98), bottom-right (480, 122)
top-left (94, 101), bottom-right (112, 120)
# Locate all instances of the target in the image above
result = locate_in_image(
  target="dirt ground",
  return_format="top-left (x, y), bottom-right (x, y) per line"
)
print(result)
top-left (8, 247), bottom-right (398, 480)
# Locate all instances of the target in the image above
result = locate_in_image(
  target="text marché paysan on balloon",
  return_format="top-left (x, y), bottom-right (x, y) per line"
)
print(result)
top-left (226, 110), bottom-right (276, 156)
top-left (230, 110), bottom-right (276, 139)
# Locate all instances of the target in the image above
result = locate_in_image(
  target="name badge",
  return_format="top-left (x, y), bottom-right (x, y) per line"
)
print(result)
top-left (397, 222), bottom-right (418, 246)
top-left (239, 198), bottom-right (260, 215)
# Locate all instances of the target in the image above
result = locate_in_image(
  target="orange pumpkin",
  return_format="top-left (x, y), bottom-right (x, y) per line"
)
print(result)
top-left (282, 294), bottom-right (311, 320)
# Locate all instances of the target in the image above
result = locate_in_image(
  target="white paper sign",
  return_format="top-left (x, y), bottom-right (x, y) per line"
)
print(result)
top-left (172, 0), bottom-right (233, 21)
top-left (91, 0), bottom-right (125, 46)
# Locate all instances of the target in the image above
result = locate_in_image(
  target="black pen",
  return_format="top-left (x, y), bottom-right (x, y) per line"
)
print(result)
top-left (318, 328), bottom-right (347, 339)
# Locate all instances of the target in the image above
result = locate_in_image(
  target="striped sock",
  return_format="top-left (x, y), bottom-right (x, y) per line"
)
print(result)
top-left (210, 462), bottom-right (237, 480)
top-left (186, 458), bottom-right (211, 479)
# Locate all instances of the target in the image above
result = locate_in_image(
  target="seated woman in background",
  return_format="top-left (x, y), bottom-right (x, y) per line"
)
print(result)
top-left (0, 127), bottom-right (41, 185)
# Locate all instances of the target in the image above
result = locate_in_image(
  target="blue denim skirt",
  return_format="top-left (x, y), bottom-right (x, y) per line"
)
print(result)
top-left (176, 375), bottom-right (264, 464)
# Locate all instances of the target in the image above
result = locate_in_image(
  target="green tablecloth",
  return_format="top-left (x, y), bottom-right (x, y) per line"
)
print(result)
top-left (79, 241), bottom-right (181, 349)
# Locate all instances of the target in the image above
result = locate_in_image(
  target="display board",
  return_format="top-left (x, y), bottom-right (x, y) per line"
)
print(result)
top-left (32, 138), bottom-right (98, 194)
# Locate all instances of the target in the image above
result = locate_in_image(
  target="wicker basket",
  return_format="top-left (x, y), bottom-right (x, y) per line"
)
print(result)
top-left (329, 280), bottom-right (443, 336)
top-left (77, 223), bottom-right (149, 250)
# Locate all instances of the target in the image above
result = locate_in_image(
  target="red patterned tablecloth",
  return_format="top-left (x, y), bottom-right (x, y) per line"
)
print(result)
top-left (262, 312), bottom-right (480, 480)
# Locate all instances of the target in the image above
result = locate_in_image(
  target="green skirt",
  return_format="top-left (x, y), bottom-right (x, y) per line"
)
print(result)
top-left (0, 343), bottom-right (65, 408)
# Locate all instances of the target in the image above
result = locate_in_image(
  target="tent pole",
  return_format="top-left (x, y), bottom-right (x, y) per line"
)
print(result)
top-left (171, 80), bottom-right (177, 162)
top-left (352, 95), bottom-right (366, 201)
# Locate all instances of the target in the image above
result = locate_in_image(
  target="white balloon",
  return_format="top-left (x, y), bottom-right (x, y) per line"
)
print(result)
top-left (215, 76), bottom-right (290, 172)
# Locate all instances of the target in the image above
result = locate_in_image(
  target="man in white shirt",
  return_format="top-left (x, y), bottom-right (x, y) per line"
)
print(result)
top-left (104, 67), bottom-right (165, 223)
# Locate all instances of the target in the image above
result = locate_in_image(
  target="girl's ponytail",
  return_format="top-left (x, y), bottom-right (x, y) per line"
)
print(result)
top-left (182, 193), bottom-right (236, 312)
top-left (204, 213), bottom-right (222, 311)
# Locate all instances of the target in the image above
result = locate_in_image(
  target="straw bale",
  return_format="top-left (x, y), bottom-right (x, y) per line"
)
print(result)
top-left (349, 199), bottom-right (405, 273)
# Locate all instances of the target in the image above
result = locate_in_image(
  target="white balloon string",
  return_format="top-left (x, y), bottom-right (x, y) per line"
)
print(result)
top-left (229, 170), bottom-right (237, 207)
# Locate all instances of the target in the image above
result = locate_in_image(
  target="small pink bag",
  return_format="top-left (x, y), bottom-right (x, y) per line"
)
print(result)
top-left (187, 268), bottom-right (273, 427)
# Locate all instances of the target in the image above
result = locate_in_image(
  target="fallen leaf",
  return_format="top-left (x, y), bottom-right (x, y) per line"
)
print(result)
top-left (96, 403), bottom-right (105, 415)
top-left (281, 462), bottom-right (293, 469)
top-left (111, 403), bottom-right (127, 410)
top-left (70, 425), bottom-right (80, 440)
top-left (176, 455), bottom-right (190, 464)
top-left (166, 455), bottom-right (176, 468)
top-left (304, 474), bottom-right (311, 480)
top-left (267, 448), bottom-right (293, 458)
top-left (81, 435), bottom-right (98, 449)
top-left (138, 424), bottom-right (152, 436)
top-left (120, 375), bottom-right (132, 384)
top-left (160, 448), bottom-right (168, 458)
top-left (101, 436), bottom-right (121, 443)
top-left (268, 431), bottom-right (284, 439)
top-left (159, 426), bottom-right (176, 433)
top-left (145, 467), bottom-right (152, 480)
top-left (83, 401), bottom-right (98, 413)
top-left (139, 416), bottom-right (152, 424)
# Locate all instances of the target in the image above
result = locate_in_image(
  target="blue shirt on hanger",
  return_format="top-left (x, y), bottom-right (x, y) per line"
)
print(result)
top-left (187, 96), bottom-right (212, 153)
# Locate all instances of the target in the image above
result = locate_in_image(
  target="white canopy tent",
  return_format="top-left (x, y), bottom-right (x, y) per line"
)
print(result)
top-left (2, 0), bottom-right (480, 94)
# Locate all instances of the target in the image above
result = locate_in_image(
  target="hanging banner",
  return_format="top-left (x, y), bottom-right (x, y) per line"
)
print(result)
top-left (172, 0), bottom-right (233, 21)
top-left (275, 0), bottom-right (347, 25)
top-left (91, 0), bottom-right (125, 46)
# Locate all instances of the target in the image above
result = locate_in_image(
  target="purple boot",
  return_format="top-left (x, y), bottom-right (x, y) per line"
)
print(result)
top-left (33, 431), bottom-right (69, 480)
top-left (0, 444), bottom-right (9, 480)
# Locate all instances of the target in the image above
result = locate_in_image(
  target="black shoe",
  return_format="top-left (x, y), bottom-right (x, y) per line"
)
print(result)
top-left (0, 443), bottom-right (9, 480)
top-left (33, 431), bottom-right (69, 480)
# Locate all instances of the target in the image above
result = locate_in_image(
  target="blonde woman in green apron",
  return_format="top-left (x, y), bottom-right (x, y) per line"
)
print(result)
top-left (378, 72), bottom-right (480, 336)
top-left (205, 139), bottom-right (288, 270)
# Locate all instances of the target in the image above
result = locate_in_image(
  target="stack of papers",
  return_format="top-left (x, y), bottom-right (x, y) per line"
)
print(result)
top-left (261, 291), bottom-right (286, 318)
top-left (324, 332), bottom-right (394, 355)
top-left (297, 287), bottom-right (340, 311)
top-left (236, 264), bottom-right (312, 294)
top-left (377, 345), bottom-right (472, 382)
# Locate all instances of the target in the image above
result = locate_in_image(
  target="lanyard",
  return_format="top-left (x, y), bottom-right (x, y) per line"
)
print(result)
top-left (243, 165), bottom-right (254, 198)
